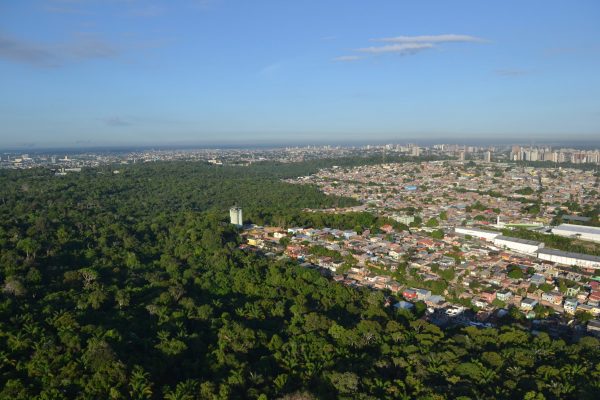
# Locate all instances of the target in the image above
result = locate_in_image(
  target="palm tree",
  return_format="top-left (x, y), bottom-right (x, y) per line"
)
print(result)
top-left (532, 345), bottom-right (554, 360)
top-left (7, 331), bottom-right (30, 352)
top-left (506, 365), bottom-right (526, 382)
top-left (273, 374), bottom-right (288, 392)
top-left (129, 366), bottom-right (153, 400)
top-left (390, 379), bottom-right (412, 400)
top-left (248, 371), bottom-right (264, 386)
top-left (370, 378), bottom-right (392, 399)
top-left (17, 237), bottom-right (40, 261)
top-left (561, 363), bottom-right (587, 379)
top-left (228, 368), bottom-right (245, 387)
top-left (426, 353), bottom-right (444, 375)
top-left (0, 351), bottom-right (16, 368)
top-left (477, 367), bottom-right (497, 385)
top-left (164, 380), bottom-right (197, 400)
top-left (548, 381), bottom-right (576, 398)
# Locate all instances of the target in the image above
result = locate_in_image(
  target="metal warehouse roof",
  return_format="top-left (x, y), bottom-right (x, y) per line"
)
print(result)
top-left (495, 235), bottom-right (542, 246)
top-left (537, 248), bottom-right (600, 263)
top-left (455, 227), bottom-right (498, 234)
top-left (553, 224), bottom-right (600, 235)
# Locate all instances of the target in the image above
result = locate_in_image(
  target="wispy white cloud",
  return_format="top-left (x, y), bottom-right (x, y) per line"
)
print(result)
top-left (373, 34), bottom-right (485, 43)
top-left (333, 33), bottom-right (485, 63)
top-left (333, 55), bottom-right (361, 62)
top-left (356, 43), bottom-right (433, 55)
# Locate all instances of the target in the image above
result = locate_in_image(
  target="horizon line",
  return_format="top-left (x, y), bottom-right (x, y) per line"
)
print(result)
top-left (3, 138), bottom-right (600, 153)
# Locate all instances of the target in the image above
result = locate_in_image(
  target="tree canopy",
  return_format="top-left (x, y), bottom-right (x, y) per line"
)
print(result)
top-left (0, 161), bottom-right (599, 399)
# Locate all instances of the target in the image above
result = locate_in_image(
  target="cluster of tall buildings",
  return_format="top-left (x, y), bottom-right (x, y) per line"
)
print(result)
top-left (455, 149), bottom-right (491, 162)
top-left (510, 146), bottom-right (600, 164)
top-left (433, 144), bottom-right (488, 153)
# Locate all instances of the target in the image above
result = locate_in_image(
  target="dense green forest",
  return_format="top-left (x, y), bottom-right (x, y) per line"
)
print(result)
top-left (1, 161), bottom-right (599, 399)
top-left (271, 211), bottom-right (409, 233)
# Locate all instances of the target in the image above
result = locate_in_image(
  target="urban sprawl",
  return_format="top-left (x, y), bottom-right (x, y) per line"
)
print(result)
top-left (2, 143), bottom-right (600, 170)
top-left (232, 146), bottom-right (599, 338)
top-left (5, 143), bottom-right (600, 338)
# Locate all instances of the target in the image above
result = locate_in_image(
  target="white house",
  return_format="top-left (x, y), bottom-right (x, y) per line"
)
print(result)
top-left (520, 298), bottom-right (538, 311)
top-left (564, 298), bottom-right (578, 314)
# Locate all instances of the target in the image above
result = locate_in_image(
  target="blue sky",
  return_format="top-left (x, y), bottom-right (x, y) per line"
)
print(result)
top-left (1, 0), bottom-right (599, 148)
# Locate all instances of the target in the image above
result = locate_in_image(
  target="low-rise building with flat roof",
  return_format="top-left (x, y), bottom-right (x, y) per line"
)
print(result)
top-left (454, 227), bottom-right (500, 241)
top-left (537, 248), bottom-right (600, 270)
top-left (564, 298), bottom-right (578, 314)
top-left (520, 298), bottom-right (538, 310)
top-left (552, 224), bottom-right (600, 243)
top-left (494, 236), bottom-right (544, 256)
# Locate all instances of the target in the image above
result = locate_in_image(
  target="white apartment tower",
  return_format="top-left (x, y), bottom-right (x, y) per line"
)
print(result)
top-left (229, 206), bottom-right (243, 227)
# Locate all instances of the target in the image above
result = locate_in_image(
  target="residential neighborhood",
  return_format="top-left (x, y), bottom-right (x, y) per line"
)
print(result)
top-left (243, 159), bottom-right (600, 336)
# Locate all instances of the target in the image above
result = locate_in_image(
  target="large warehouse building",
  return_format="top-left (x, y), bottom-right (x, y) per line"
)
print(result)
top-left (537, 248), bottom-right (600, 270)
top-left (552, 224), bottom-right (600, 243)
top-left (493, 236), bottom-right (544, 256)
top-left (454, 226), bottom-right (600, 270)
top-left (454, 227), bottom-right (500, 241)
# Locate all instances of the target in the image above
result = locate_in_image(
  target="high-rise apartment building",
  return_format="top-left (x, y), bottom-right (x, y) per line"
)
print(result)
top-left (511, 145), bottom-right (522, 161)
top-left (230, 206), bottom-right (243, 227)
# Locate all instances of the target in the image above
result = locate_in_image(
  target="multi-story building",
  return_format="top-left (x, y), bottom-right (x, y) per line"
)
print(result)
top-left (541, 291), bottom-right (563, 305)
top-left (520, 298), bottom-right (538, 310)
top-left (564, 298), bottom-right (578, 314)
top-left (229, 206), bottom-right (243, 227)
top-left (496, 291), bottom-right (513, 302)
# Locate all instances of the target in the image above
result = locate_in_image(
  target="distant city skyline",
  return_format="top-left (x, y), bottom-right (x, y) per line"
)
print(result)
top-left (1, 0), bottom-right (599, 148)
top-left (4, 140), bottom-right (600, 175)
top-left (4, 141), bottom-right (600, 161)
top-left (2, 136), bottom-right (600, 153)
